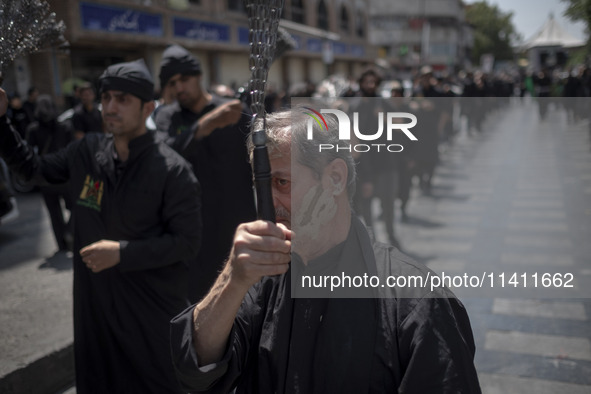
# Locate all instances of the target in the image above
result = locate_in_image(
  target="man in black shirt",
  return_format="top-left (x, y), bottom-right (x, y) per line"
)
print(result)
top-left (154, 44), bottom-right (256, 302)
top-left (22, 86), bottom-right (38, 125)
top-left (352, 68), bottom-right (401, 247)
top-left (72, 82), bottom-right (103, 139)
top-left (26, 94), bottom-right (73, 251)
top-left (0, 59), bottom-right (202, 393)
top-left (171, 108), bottom-right (481, 393)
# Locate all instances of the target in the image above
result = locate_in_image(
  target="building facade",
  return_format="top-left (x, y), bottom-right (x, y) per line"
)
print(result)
top-left (4, 0), bottom-right (376, 105)
top-left (368, 0), bottom-right (473, 74)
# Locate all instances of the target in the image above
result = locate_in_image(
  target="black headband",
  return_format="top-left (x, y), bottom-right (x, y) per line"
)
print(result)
top-left (99, 59), bottom-right (154, 102)
top-left (159, 44), bottom-right (202, 87)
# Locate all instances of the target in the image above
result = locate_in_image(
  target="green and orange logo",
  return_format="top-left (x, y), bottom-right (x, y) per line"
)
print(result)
top-left (77, 175), bottom-right (104, 212)
top-left (303, 107), bottom-right (328, 131)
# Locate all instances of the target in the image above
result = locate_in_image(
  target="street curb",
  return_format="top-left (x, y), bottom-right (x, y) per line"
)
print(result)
top-left (0, 343), bottom-right (74, 394)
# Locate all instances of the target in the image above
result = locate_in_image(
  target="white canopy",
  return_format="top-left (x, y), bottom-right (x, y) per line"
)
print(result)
top-left (523, 14), bottom-right (585, 50)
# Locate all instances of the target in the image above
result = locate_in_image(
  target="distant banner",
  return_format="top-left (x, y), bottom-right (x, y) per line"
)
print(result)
top-left (173, 17), bottom-right (230, 42)
top-left (350, 45), bottom-right (365, 56)
top-left (307, 38), bottom-right (322, 53)
top-left (238, 27), bottom-right (249, 45)
top-left (80, 2), bottom-right (163, 36)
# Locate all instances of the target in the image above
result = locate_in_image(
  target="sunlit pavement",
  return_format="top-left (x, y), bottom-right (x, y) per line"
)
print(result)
top-left (0, 191), bottom-right (74, 394)
top-left (370, 97), bottom-right (591, 392)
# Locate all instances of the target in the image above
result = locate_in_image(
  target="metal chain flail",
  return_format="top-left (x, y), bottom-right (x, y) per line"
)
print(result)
top-left (245, 0), bottom-right (284, 124)
top-left (0, 0), bottom-right (66, 84)
top-left (244, 0), bottom-right (284, 222)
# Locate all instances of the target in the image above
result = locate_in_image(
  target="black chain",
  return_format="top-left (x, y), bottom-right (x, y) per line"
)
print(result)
top-left (245, 0), bottom-right (284, 124)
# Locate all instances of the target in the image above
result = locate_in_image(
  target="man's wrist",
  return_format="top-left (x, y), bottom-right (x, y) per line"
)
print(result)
top-left (195, 117), bottom-right (216, 140)
top-left (226, 275), bottom-right (254, 297)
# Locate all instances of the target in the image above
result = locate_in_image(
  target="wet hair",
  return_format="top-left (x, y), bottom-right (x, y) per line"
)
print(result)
top-left (249, 107), bottom-right (357, 202)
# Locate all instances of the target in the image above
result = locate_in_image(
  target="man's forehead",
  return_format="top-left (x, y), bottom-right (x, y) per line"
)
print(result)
top-left (270, 155), bottom-right (291, 173)
top-left (168, 73), bottom-right (198, 82)
top-left (272, 169), bottom-right (291, 179)
top-left (101, 90), bottom-right (129, 97)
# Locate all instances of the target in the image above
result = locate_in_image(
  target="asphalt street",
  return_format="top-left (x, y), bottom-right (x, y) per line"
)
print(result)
top-left (0, 191), bottom-right (74, 394)
top-left (384, 96), bottom-right (591, 392)
top-left (0, 96), bottom-right (590, 393)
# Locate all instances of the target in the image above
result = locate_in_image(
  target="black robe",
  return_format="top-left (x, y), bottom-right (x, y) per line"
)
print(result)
top-left (154, 97), bottom-right (256, 302)
top-left (0, 117), bottom-right (202, 393)
top-left (171, 217), bottom-right (481, 393)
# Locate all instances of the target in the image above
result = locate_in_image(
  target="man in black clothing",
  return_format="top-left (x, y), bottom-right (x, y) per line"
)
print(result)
top-left (153, 44), bottom-right (256, 302)
top-left (22, 86), bottom-right (39, 125)
top-left (0, 59), bottom-right (202, 393)
top-left (26, 94), bottom-right (73, 251)
top-left (170, 109), bottom-right (481, 393)
top-left (72, 82), bottom-right (103, 139)
top-left (7, 93), bottom-right (30, 138)
top-left (352, 68), bottom-right (402, 248)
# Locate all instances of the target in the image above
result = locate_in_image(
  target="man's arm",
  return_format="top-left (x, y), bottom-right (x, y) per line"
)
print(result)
top-left (192, 99), bottom-right (243, 141)
top-left (0, 89), bottom-right (70, 185)
top-left (192, 220), bottom-right (291, 365)
top-left (155, 99), bottom-right (243, 157)
top-left (80, 163), bottom-right (203, 273)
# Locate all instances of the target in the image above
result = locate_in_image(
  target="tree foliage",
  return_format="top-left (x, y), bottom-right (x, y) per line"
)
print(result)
top-left (562, 0), bottom-right (591, 47)
top-left (465, 1), bottom-right (521, 64)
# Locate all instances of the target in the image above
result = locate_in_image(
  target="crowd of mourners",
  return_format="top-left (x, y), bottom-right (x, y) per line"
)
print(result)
top-left (1, 53), bottom-right (590, 393)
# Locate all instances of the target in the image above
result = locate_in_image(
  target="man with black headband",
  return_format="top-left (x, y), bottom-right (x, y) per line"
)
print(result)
top-left (153, 44), bottom-right (256, 303)
top-left (0, 59), bottom-right (202, 393)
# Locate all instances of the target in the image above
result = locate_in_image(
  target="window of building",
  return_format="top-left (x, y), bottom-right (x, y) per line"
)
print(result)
top-left (228, 0), bottom-right (244, 12)
top-left (356, 11), bottom-right (365, 38)
top-left (340, 5), bottom-right (349, 33)
top-left (317, 0), bottom-right (329, 30)
top-left (291, 0), bottom-right (305, 24)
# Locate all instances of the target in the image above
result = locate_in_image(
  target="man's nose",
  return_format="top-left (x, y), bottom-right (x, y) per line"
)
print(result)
top-left (175, 81), bottom-right (185, 93)
top-left (102, 100), bottom-right (117, 115)
top-left (272, 190), bottom-right (280, 210)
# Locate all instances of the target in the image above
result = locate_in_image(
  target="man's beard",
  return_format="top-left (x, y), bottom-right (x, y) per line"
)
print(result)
top-left (275, 206), bottom-right (291, 227)
top-left (178, 93), bottom-right (196, 110)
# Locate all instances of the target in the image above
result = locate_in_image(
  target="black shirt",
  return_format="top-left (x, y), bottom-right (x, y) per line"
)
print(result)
top-left (72, 103), bottom-right (103, 135)
top-left (1, 117), bottom-right (202, 393)
top-left (171, 217), bottom-right (481, 393)
top-left (154, 97), bottom-right (257, 302)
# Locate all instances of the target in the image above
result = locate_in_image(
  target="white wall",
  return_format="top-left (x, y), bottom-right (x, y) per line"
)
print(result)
top-left (309, 59), bottom-right (326, 83)
top-left (286, 57), bottom-right (306, 85)
top-left (217, 53), bottom-right (249, 88)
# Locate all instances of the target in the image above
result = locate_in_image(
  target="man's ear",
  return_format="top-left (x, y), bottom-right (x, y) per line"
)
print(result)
top-left (325, 158), bottom-right (348, 196)
top-left (143, 100), bottom-right (156, 118)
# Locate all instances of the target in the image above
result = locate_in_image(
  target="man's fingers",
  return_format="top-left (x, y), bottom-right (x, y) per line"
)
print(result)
top-left (239, 220), bottom-right (291, 240)
top-left (234, 231), bottom-right (291, 254)
top-left (229, 220), bottom-right (293, 284)
top-left (235, 248), bottom-right (291, 266)
top-left (236, 256), bottom-right (290, 277)
top-left (224, 99), bottom-right (241, 110)
top-left (276, 223), bottom-right (292, 241)
top-left (80, 241), bottom-right (99, 256)
top-left (81, 253), bottom-right (96, 265)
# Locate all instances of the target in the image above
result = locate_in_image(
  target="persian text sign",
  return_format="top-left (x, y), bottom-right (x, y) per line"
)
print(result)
top-left (80, 2), bottom-right (163, 36)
